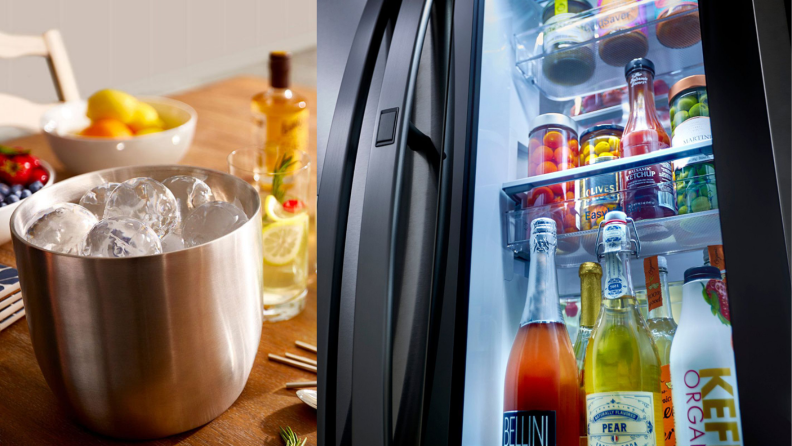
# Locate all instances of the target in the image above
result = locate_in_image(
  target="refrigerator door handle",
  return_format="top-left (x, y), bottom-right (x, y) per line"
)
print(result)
top-left (351, 0), bottom-right (436, 444)
top-left (317, 0), bottom-right (398, 443)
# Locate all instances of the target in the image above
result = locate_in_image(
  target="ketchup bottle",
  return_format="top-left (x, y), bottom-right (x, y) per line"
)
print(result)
top-left (621, 58), bottom-right (676, 221)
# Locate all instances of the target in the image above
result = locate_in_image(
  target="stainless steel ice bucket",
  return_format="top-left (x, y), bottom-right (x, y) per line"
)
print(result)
top-left (10, 165), bottom-right (263, 439)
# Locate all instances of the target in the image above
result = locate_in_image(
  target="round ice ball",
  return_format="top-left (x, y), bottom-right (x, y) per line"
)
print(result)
top-left (104, 177), bottom-right (180, 238)
top-left (80, 217), bottom-right (163, 258)
top-left (162, 176), bottom-right (214, 224)
top-left (79, 182), bottom-right (120, 218)
top-left (25, 203), bottom-right (98, 254)
top-left (183, 201), bottom-right (248, 247)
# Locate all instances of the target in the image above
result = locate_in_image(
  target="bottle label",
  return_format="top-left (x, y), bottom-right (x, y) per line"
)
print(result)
top-left (602, 252), bottom-right (629, 299)
top-left (700, 280), bottom-right (731, 326)
top-left (624, 163), bottom-right (675, 213)
top-left (707, 245), bottom-right (726, 277)
top-left (544, 13), bottom-right (594, 51)
top-left (660, 365), bottom-right (676, 446)
top-left (555, 0), bottom-right (568, 15)
top-left (643, 256), bottom-right (662, 312)
top-left (672, 117), bottom-right (712, 147)
top-left (503, 410), bottom-right (557, 446)
top-left (672, 368), bottom-right (742, 445)
top-left (586, 391), bottom-right (656, 446)
top-left (264, 108), bottom-right (310, 154)
top-left (597, 0), bottom-right (646, 32)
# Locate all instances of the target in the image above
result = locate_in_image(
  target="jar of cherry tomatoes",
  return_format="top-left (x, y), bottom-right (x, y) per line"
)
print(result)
top-left (525, 113), bottom-right (580, 236)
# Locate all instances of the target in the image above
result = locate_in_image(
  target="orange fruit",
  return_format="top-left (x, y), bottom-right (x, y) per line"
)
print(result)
top-left (543, 131), bottom-right (564, 149)
top-left (537, 161), bottom-right (558, 174)
top-left (548, 183), bottom-right (563, 197)
top-left (80, 118), bottom-right (133, 138)
top-left (569, 139), bottom-right (579, 152)
top-left (566, 191), bottom-right (575, 200)
top-left (528, 138), bottom-right (542, 151)
top-left (528, 187), bottom-right (554, 206)
top-left (531, 146), bottom-right (554, 164)
top-left (554, 146), bottom-right (571, 165)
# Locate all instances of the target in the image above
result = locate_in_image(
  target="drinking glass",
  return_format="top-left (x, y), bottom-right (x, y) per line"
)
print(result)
top-left (228, 146), bottom-right (311, 321)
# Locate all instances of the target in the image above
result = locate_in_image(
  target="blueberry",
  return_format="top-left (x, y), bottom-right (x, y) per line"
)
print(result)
top-left (20, 189), bottom-right (32, 199)
top-left (28, 181), bottom-right (43, 192)
top-left (0, 184), bottom-right (10, 196)
top-left (5, 195), bottom-right (19, 204)
top-left (10, 185), bottom-right (22, 196)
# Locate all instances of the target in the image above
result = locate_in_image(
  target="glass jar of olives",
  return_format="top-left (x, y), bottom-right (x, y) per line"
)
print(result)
top-left (579, 124), bottom-right (623, 230)
top-left (669, 75), bottom-right (712, 147)
top-left (674, 160), bottom-right (717, 215)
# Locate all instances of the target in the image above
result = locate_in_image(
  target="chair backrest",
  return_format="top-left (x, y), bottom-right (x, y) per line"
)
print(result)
top-left (0, 29), bottom-right (79, 132)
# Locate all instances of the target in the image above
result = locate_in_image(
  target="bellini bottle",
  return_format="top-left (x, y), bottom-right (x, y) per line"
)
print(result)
top-left (503, 218), bottom-right (578, 446)
top-left (574, 261), bottom-right (603, 442)
top-left (643, 255), bottom-right (677, 445)
top-left (585, 211), bottom-right (664, 446)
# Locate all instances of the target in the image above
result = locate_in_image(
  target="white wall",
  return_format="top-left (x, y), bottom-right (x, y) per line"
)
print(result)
top-left (0, 0), bottom-right (317, 103)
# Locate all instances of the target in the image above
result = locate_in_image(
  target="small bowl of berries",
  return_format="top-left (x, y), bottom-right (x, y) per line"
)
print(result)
top-left (0, 146), bottom-right (55, 244)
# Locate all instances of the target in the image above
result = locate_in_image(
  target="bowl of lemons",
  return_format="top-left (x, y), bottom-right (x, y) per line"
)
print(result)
top-left (41, 89), bottom-right (197, 174)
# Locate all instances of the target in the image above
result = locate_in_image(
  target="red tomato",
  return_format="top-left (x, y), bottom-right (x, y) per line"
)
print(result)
top-left (282, 199), bottom-right (305, 213)
top-left (528, 187), bottom-right (554, 206)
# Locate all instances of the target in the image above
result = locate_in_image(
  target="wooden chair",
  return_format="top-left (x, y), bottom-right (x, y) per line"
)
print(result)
top-left (0, 29), bottom-right (79, 133)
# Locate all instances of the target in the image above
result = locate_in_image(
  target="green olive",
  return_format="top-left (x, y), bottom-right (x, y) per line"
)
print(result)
top-left (691, 196), bottom-right (711, 213)
top-left (699, 104), bottom-right (709, 116)
top-left (669, 106), bottom-right (676, 120)
top-left (677, 194), bottom-right (685, 208)
top-left (678, 205), bottom-right (688, 215)
top-left (677, 96), bottom-right (697, 112)
top-left (689, 103), bottom-right (701, 117)
top-left (674, 110), bottom-right (689, 128)
top-left (699, 93), bottom-right (708, 105)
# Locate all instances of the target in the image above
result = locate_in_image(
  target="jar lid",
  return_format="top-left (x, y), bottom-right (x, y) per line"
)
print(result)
top-left (579, 261), bottom-right (602, 277)
top-left (530, 113), bottom-right (578, 134)
top-left (684, 266), bottom-right (721, 284)
top-left (669, 75), bottom-right (707, 101)
top-left (625, 58), bottom-right (655, 77)
top-left (657, 255), bottom-right (667, 272)
top-left (580, 124), bottom-right (624, 140)
top-left (542, 0), bottom-right (593, 23)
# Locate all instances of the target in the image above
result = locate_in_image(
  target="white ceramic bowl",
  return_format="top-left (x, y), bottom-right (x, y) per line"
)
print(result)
top-left (41, 97), bottom-right (197, 175)
top-left (0, 159), bottom-right (56, 245)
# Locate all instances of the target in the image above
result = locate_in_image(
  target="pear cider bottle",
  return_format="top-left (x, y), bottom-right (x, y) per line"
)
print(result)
top-left (585, 211), bottom-right (663, 446)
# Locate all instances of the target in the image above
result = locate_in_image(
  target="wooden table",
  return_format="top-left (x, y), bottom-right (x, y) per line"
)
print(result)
top-left (0, 76), bottom-right (318, 445)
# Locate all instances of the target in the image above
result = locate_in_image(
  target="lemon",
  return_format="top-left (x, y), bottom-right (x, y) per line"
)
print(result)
top-left (86, 89), bottom-right (139, 124)
top-left (135, 127), bottom-right (164, 135)
top-left (262, 214), bottom-right (307, 266)
top-left (128, 102), bottom-right (161, 132)
top-left (264, 195), bottom-right (298, 222)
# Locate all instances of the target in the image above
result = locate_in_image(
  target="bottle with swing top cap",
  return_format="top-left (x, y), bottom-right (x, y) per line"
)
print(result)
top-left (584, 211), bottom-right (664, 446)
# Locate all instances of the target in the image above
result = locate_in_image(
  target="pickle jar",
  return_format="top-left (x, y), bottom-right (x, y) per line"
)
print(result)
top-left (669, 75), bottom-right (711, 147)
top-left (674, 160), bottom-right (717, 215)
top-left (525, 113), bottom-right (579, 235)
top-left (579, 124), bottom-right (623, 230)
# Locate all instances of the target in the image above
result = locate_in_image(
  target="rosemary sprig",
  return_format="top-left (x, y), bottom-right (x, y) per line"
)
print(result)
top-left (271, 152), bottom-right (298, 202)
top-left (279, 426), bottom-right (307, 446)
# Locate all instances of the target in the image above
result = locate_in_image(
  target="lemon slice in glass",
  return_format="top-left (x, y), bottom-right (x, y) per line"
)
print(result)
top-left (262, 214), bottom-right (307, 266)
top-left (264, 195), bottom-right (296, 222)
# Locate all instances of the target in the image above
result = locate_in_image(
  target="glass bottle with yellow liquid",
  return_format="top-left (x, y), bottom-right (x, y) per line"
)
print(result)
top-left (585, 211), bottom-right (663, 446)
top-left (643, 255), bottom-right (677, 446)
top-left (251, 51), bottom-right (309, 171)
top-left (574, 261), bottom-right (602, 444)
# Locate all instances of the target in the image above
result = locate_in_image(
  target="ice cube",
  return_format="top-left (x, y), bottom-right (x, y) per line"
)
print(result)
top-left (80, 217), bottom-right (162, 258)
top-left (183, 201), bottom-right (248, 247)
top-left (104, 177), bottom-right (180, 237)
top-left (25, 203), bottom-right (98, 254)
top-left (162, 176), bottom-right (214, 224)
top-left (79, 182), bottom-right (120, 218)
top-left (161, 230), bottom-right (186, 253)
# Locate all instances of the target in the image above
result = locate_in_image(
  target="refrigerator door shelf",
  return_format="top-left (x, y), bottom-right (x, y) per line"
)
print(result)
top-left (503, 139), bottom-right (713, 199)
top-left (507, 208), bottom-right (722, 267)
top-left (514, 0), bottom-right (703, 100)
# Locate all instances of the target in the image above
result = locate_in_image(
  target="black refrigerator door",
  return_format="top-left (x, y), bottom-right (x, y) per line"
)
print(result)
top-left (318, 0), bottom-right (453, 444)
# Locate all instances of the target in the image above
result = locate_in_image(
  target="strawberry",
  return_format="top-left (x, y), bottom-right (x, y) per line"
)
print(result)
top-left (706, 279), bottom-right (730, 323)
top-left (28, 167), bottom-right (49, 185)
top-left (0, 157), bottom-right (32, 185)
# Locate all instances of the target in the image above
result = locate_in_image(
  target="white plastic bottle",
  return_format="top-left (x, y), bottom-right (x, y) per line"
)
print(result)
top-left (670, 266), bottom-right (743, 446)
